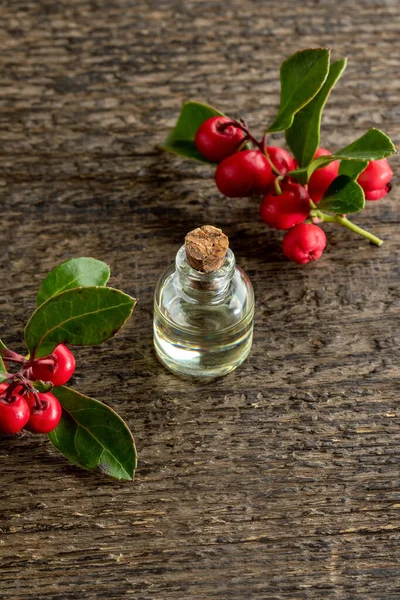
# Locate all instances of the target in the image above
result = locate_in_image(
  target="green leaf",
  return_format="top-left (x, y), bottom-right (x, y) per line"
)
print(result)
top-left (48, 386), bottom-right (137, 481)
top-left (267, 48), bottom-right (330, 133)
top-left (0, 340), bottom-right (6, 374)
top-left (308, 128), bottom-right (396, 177)
top-left (318, 175), bottom-right (365, 214)
top-left (290, 155), bottom-right (338, 184)
top-left (37, 258), bottom-right (110, 306)
top-left (307, 154), bottom-right (338, 180)
top-left (290, 127), bottom-right (396, 184)
top-left (286, 58), bottom-right (347, 166)
top-left (335, 128), bottom-right (396, 160)
top-left (159, 101), bottom-right (224, 163)
top-left (32, 380), bottom-right (54, 393)
top-left (287, 166), bottom-right (309, 185)
top-left (339, 159), bottom-right (368, 179)
top-left (25, 287), bottom-right (136, 358)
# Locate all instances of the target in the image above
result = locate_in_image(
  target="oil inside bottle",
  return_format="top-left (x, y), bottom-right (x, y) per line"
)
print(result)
top-left (154, 246), bottom-right (254, 379)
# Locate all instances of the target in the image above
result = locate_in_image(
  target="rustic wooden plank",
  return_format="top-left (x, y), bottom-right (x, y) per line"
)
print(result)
top-left (0, 0), bottom-right (399, 598)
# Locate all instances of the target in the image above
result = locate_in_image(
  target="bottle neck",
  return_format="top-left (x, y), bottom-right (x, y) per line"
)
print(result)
top-left (175, 245), bottom-right (236, 301)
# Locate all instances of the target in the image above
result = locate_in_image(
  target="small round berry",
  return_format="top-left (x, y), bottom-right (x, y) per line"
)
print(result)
top-left (31, 344), bottom-right (76, 387)
top-left (308, 148), bottom-right (339, 202)
top-left (357, 158), bottom-right (393, 201)
top-left (0, 383), bottom-right (30, 434)
top-left (282, 223), bottom-right (326, 265)
top-left (267, 146), bottom-right (297, 177)
top-left (215, 150), bottom-right (272, 198)
top-left (194, 116), bottom-right (245, 162)
top-left (259, 183), bottom-right (310, 230)
top-left (26, 392), bottom-right (62, 434)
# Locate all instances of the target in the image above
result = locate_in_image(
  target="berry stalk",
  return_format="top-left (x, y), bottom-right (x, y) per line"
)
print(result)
top-left (231, 119), bottom-right (283, 177)
top-left (310, 208), bottom-right (383, 246)
top-left (274, 175), bottom-right (284, 195)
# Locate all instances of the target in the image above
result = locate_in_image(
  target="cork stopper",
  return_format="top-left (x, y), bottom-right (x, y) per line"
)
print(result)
top-left (185, 225), bottom-right (229, 273)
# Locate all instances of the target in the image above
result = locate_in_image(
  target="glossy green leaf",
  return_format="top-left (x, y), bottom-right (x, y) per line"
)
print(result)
top-left (318, 175), bottom-right (365, 214)
top-left (306, 128), bottom-right (396, 180)
top-left (267, 48), bottom-right (330, 133)
top-left (49, 386), bottom-right (137, 480)
top-left (290, 127), bottom-right (395, 184)
top-left (159, 101), bottom-right (224, 163)
top-left (290, 155), bottom-right (338, 184)
top-left (336, 129), bottom-right (396, 160)
top-left (37, 258), bottom-right (110, 307)
top-left (287, 166), bottom-right (309, 185)
top-left (286, 58), bottom-right (347, 166)
top-left (339, 159), bottom-right (368, 179)
top-left (25, 287), bottom-right (136, 358)
top-left (306, 154), bottom-right (338, 181)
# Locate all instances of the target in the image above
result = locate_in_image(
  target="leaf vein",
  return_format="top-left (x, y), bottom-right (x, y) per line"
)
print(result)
top-left (68, 413), bottom-right (131, 478)
top-left (32, 299), bottom-right (132, 354)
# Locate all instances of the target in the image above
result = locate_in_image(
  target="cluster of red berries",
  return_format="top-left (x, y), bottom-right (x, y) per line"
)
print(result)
top-left (195, 117), bottom-right (393, 264)
top-left (0, 344), bottom-right (75, 435)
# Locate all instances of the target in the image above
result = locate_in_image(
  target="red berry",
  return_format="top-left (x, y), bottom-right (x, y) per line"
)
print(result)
top-left (215, 150), bottom-right (272, 198)
top-left (26, 392), bottom-right (62, 433)
top-left (308, 148), bottom-right (339, 202)
top-left (195, 116), bottom-right (245, 162)
top-left (267, 146), bottom-right (297, 177)
top-left (31, 344), bottom-right (76, 387)
top-left (357, 158), bottom-right (393, 201)
top-left (259, 183), bottom-right (310, 230)
top-left (363, 187), bottom-right (390, 201)
top-left (0, 383), bottom-right (30, 434)
top-left (282, 223), bottom-right (326, 265)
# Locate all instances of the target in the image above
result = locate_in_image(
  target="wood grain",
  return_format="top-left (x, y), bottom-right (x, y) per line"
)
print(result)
top-left (0, 0), bottom-right (399, 598)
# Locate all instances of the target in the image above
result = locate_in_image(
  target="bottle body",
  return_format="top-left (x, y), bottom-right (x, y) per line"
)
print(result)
top-left (153, 246), bottom-right (254, 380)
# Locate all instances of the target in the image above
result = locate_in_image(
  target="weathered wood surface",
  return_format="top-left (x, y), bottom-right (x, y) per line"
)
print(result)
top-left (0, 1), bottom-right (399, 598)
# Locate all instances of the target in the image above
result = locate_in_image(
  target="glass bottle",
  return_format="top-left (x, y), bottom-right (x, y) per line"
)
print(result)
top-left (153, 225), bottom-right (254, 380)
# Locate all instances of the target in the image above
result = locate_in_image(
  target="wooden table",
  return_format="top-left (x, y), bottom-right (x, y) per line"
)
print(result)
top-left (0, 1), bottom-right (399, 598)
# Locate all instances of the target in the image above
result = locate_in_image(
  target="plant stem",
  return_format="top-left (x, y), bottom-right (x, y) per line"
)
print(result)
top-left (274, 176), bottom-right (283, 195)
top-left (2, 356), bottom-right (24, 363)
top-left (266, 155), bottom-right (282, 177)
top-left (336, 216), bottom-right (383, 246)
top-left (236, 136), bottom-right (250, 152)
top-left (26, 357), bottom-right (55, 368)
top-left (261, 134), bottom-right (282, 177)
top-left (4, 379), bottom-right (21, 402)
top-left (232, 119), bottom-right (283, 177)
top-left (30, 388), bottom-right (45, 411)
top-left (2, 349), bottom-right (25, 363)
top-left (311, 209), bottom-right (383, 246)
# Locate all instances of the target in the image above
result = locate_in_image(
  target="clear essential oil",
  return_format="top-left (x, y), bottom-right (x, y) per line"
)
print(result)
top-left (153, 226), bottom-right (254, 380)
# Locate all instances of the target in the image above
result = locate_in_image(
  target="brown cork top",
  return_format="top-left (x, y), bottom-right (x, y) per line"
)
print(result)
top-left (185, 225), bottom-right (229, 273)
